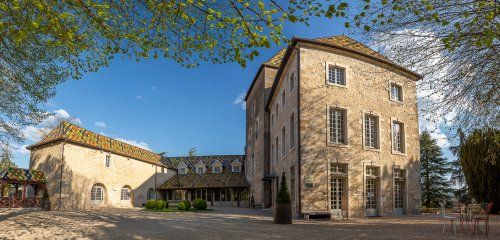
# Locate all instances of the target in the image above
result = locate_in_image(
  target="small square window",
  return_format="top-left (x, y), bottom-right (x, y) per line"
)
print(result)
top-left (232, 165), bottom-right (241, 173)
top-left (178, 167), bottom-right (187, 174)
top-left (328, 66), bottom-right (346, 86)
top-left (196, 167), bottom-right (204, 174)
top-left (391, 84), bottom-right (403, 102)
top-left (212, 166), bottom-right (221, 173)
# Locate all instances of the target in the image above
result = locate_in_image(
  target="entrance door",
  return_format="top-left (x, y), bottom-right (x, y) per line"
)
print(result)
top-left (365, 180), bottom-right (377, 216)
top-left (330, 178), bottom-right (344, 219)
top-left (394, 181), bottom-right (404, 215)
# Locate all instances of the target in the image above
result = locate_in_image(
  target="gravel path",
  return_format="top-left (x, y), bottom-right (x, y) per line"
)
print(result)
top-left (0, 207), bottom-right (498, 239)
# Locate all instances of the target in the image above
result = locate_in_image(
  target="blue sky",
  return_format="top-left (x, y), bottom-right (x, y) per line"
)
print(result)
top-left (11, 16), bottom-right (454, 168)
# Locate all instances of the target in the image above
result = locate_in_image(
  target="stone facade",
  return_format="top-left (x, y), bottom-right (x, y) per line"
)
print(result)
top-left (246, 36), bottom-right (422, 218)
top-left (28, 123), bottom-right (175, 210)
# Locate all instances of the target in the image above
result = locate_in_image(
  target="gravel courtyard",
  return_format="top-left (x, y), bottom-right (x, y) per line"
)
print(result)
top-left (1, 207), bottom-right (498, 240)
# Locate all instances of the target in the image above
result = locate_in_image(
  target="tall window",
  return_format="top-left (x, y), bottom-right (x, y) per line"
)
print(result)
top-left (91, 184), bottom-right (104, 202)
top-left (251, 154), bottom-right (255, 176)
top-left (281, 127), bottom-right (286, 157)
top-left (364, 115), bottom-right (379, 149)
top-left (392, 121), bottom-right (405, 153)
top-left (275, 137), bottom-right (279, 163)
top-left (271, 114), bottom-right (274, 127)
top-left (289, 71), bottom-right (295, 92)
top-left (105, 155), bottom-right (110, 168)
top-left (391, 84), bottom-right (403, 102)
top-left (281, 91), bottom-right (286, 108)
top-left (275, 104), bottom-right (279, 118)
top-left (290, 165), bottom-right (295, 203)
top-left (255, 120), bottom-right (259, 139)
top-left (289, 113), bottom-right (295, 150)
top-left (271, 143), bottom-right (275, 165)
top-left (328, 66), bottom-right (346, 85)
top-left (329, 108), bottom-right (346, 144)
top-left (147, 188), bottom-right (156, 200)
top-left (120, 187), bottom-right (131, 201)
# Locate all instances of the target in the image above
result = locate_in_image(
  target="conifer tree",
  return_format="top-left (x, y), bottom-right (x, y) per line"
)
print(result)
top-left (420, 131), bottom-right (452, 208)
top-left (277, 175), bottom-right (291, 204)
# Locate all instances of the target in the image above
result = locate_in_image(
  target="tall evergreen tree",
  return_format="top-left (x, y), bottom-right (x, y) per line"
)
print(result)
top-left (420, 131), bottom-right (452, 208)
top-left (456, 128), bottom-right (500, 213)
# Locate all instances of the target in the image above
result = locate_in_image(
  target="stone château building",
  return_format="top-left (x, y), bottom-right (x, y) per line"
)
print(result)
top-left (244, 35), bottom-right (422, 218)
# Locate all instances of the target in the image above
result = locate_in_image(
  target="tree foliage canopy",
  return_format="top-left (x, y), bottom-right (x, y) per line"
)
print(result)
top-left (0, 0), bottom-right (349, 148)
top-left (352, 0), bottom-right (499, 133)
top-left (456, 128), bottom-right (500, 213)
top-left (420, 131), bottom-right (452, 208)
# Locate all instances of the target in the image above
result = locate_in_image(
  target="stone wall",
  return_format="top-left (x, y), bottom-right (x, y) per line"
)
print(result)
top-left (296, 43), bottom-right (421, 218)
top-left (30, 141), bottom-right (175, 210)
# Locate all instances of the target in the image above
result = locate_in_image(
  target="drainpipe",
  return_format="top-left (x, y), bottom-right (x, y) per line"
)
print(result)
top-left (58, 140), bottom-right (66, 211)
top-left (155, 165), bottom-right (158, 200)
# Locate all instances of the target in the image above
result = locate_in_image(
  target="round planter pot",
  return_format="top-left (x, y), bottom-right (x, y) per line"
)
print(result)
top-left (274, 203), bottom-right (292, 224)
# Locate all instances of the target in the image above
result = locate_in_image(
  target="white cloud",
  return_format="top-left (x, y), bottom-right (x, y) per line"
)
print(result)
top-left (233, 91), bottom-right (246, 110)
top-left (136, 95), bottom-right (143, 100)
top-left (152, 86), bottom-right (158, 90)
top-left (115, 138), bottom-right (151, 151)
top-left (13, 144), bottom-right (30, 155)
top-left (95, 122), bottom-right (106, 128)
top-left (21, 109), bottom-right (82, 142)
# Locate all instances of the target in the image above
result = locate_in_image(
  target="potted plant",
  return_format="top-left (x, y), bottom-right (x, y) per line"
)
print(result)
top-left (274, 175), bottom-right (292, 224)
top-left (41, 189), bottom-right (51, 211)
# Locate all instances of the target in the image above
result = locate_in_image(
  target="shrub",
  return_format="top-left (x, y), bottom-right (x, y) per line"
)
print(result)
top-left (145, 200), bottom-right (156, 210)
top-left (41, 189), bottom-right (51, 211)
top-left (155, 200), bottom-right (166, 210)
top-left (277, 175), bottom-right (291, 204)
top-left (177, 200), bottom-right (191, 211)
top-left (193, 198), bottom-right (207, 210)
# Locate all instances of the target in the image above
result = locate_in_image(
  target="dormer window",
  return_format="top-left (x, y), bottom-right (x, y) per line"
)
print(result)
top-left (231, 159), bottom-right (242, 173)
top-left (195, 162), bottom-right (206, 174)
top-left (177, 162), bottom-right (188, 174)
top-left (232, 165), bottom-right (241, 173)
top-left (213, 166), bottom-right (222, 173)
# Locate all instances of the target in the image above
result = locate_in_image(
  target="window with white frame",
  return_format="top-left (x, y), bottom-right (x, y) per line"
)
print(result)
top-left (196, 166), bottom-right (205, 174)
top-left (329, 108), bottom-right (346, 144)
top-left (289, 71), bottom-right (295, 92)
top-left (232, 165), bottom-right (241, 172)
top-left (330, 163), bottom-right (347, 175)
top-left (281, 126), bottom-right (286, 157)
top-left (394, 169), bottom-right (404, 179)
top-left (328, 66), bottom-right (346, 85)
top-left (212, 165), bottom-right (221, 173)
top-left (91, 184), bottom-right (105, 202)
top-left (178, 167), bottom-right (187, 174)
top-left (392, 121), bottom-right (405, 153)
top-left (105, 155), bottom-right (111, 168)
top-left (281, 90), bottom-right (286, 108)
top-left (289, 112), bottom-right (295, 150)
top-left (391, 83), bottom-right (403, 102)
top-left (366, 166), bottom-right (378, 176)
top-left (120, 187), bottom-right (131, 201)
top-left (364, 114), bottom-right (379, 149)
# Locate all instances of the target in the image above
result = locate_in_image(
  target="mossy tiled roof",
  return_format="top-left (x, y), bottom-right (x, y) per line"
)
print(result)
top-left (157, 172), bottom-right (248, 189)
top-left (262, 35), bottom-right (392, 68)
top-left (27, 121), bottom-right (164, 167)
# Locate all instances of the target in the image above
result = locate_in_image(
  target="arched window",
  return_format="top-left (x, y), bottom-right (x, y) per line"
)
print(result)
top-left (91, 184), bottom-right (105, 203)
top-left (121, 186), bottom-right (131, 201)
top-left (147, 188), bottom-right (156, 200)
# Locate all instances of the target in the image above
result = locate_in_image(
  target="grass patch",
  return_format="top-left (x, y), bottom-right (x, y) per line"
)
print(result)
top-left (144, 208), bottom-right (214, 213)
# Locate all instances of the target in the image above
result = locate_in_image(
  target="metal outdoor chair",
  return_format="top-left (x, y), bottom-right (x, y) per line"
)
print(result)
top-left (440, 202), bottom-right (457, 234)
top-left (473, 203), bottom-right (493, 237)
top-left (450, 203), bottom-right (466, 230)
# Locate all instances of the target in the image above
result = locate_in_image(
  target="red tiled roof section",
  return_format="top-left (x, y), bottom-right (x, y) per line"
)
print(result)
top-left (27, 121), bottom-right (164, 167)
